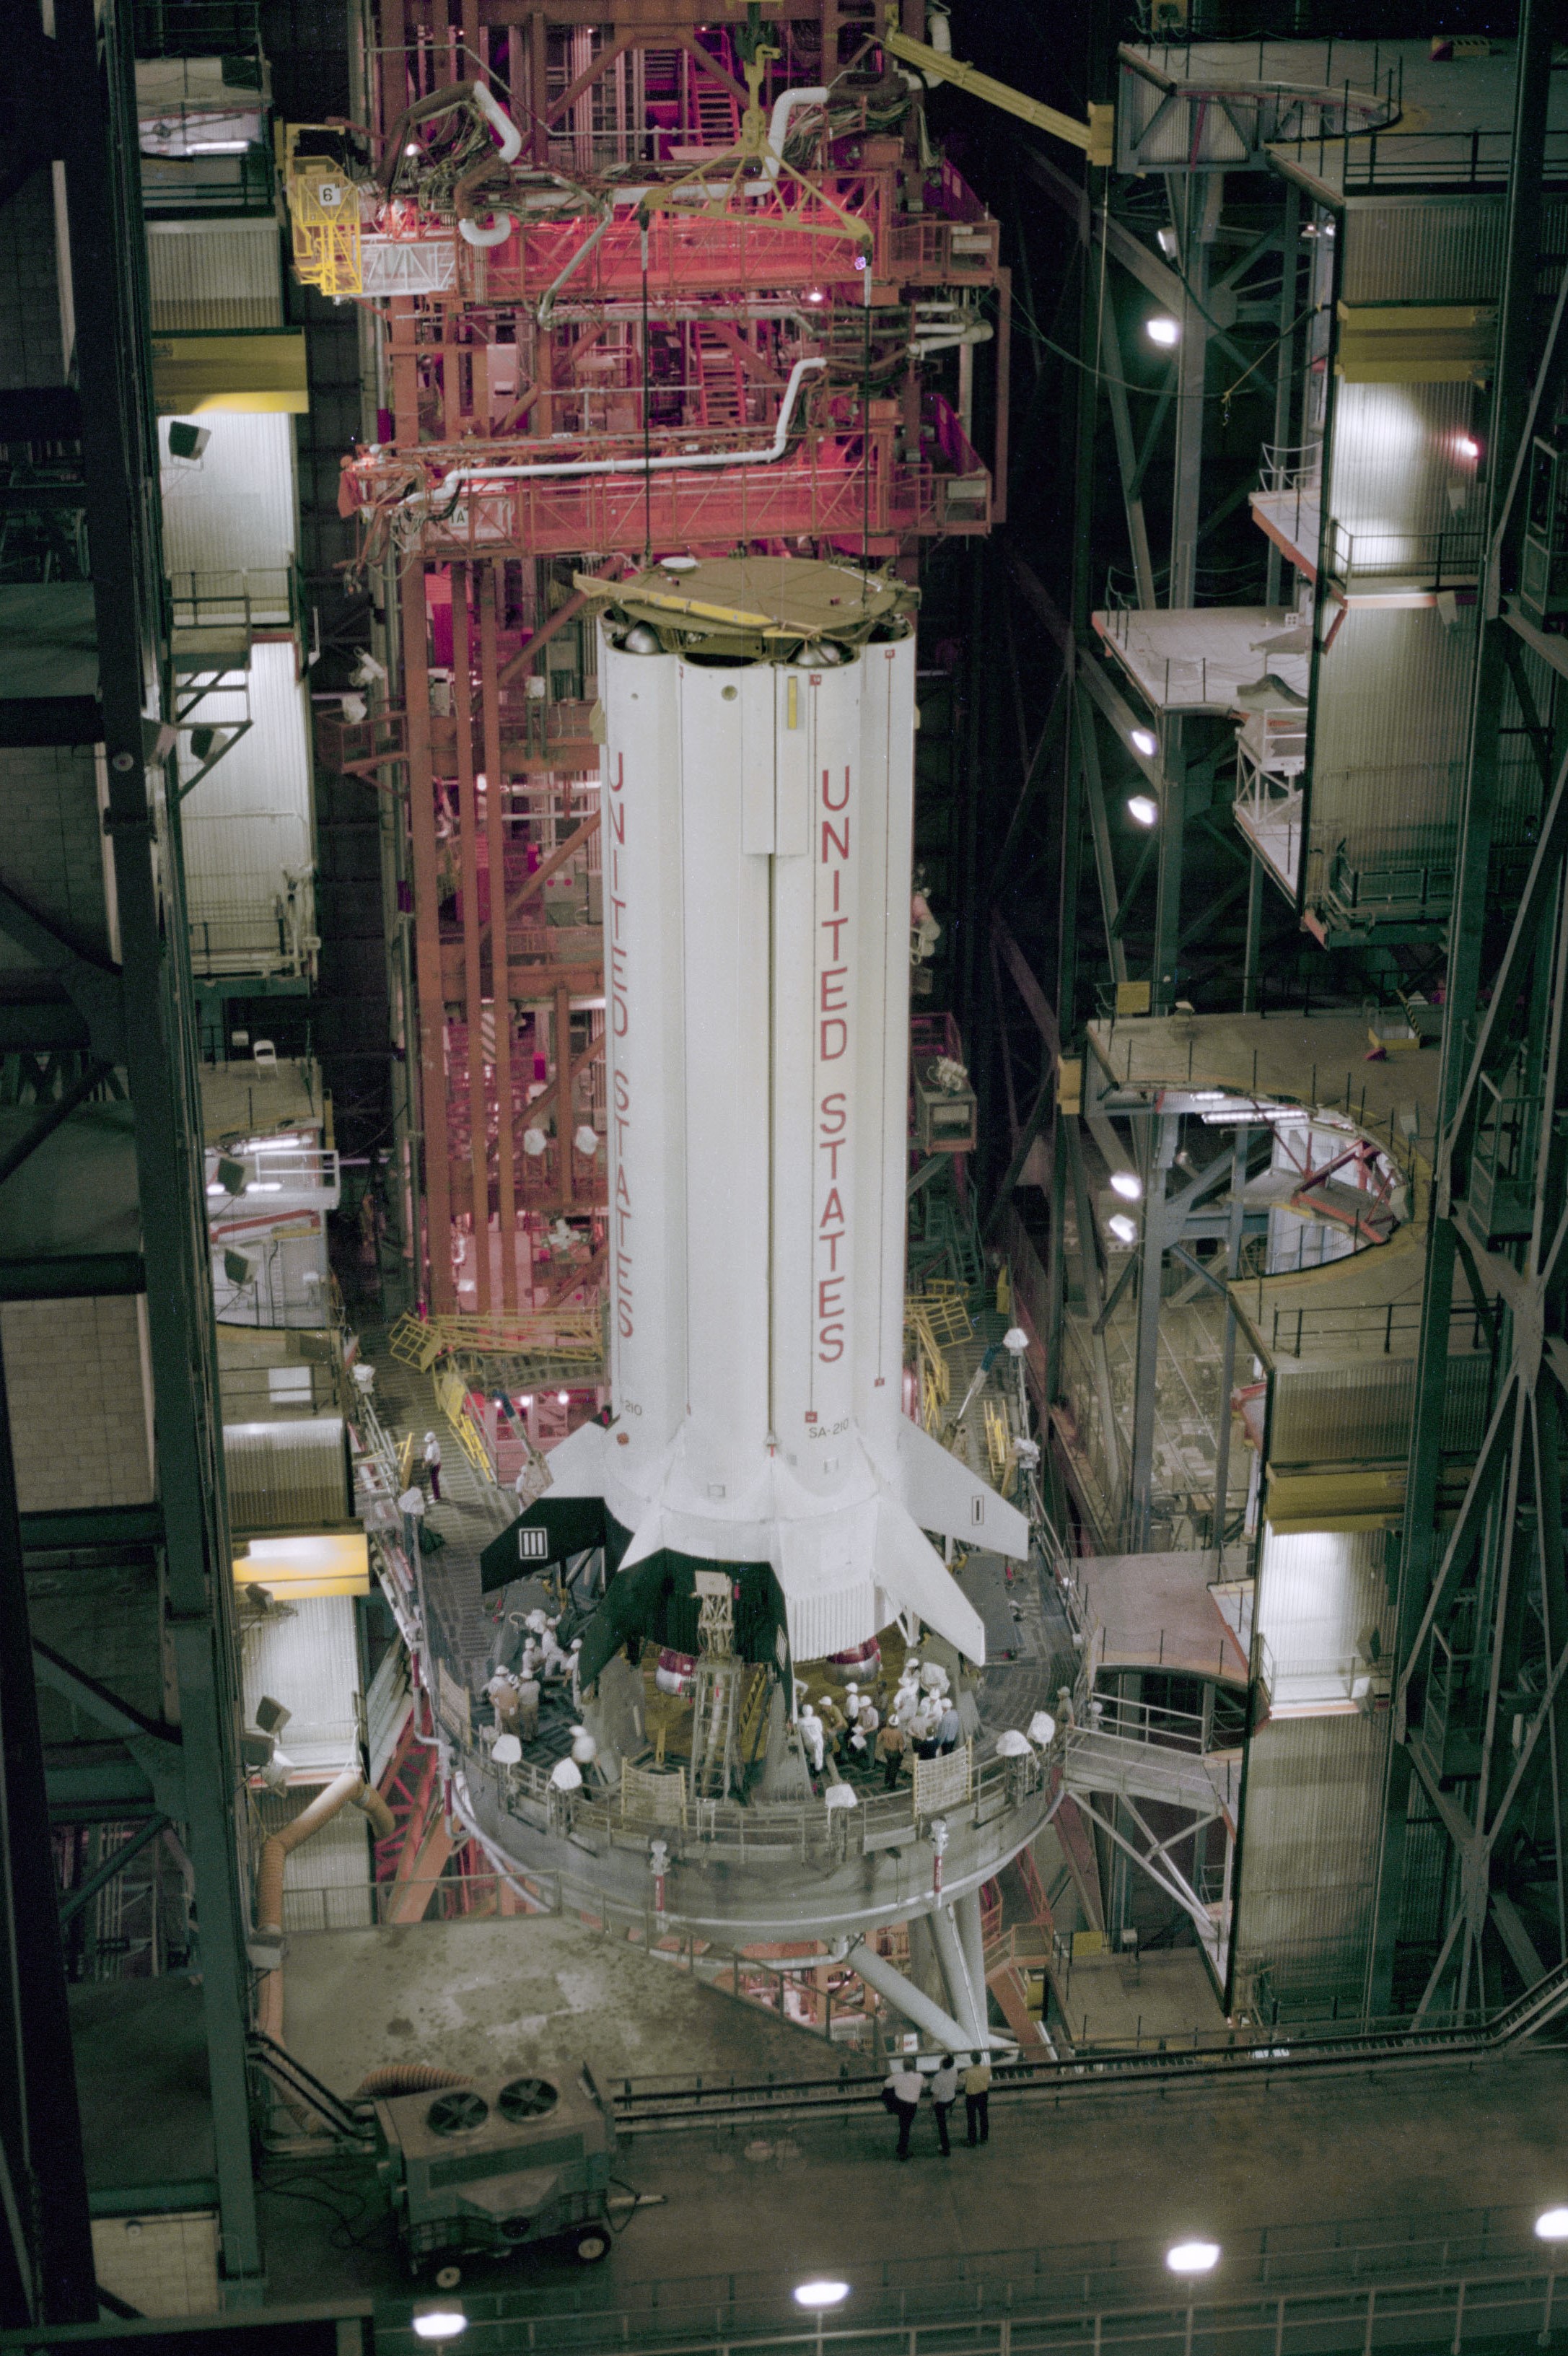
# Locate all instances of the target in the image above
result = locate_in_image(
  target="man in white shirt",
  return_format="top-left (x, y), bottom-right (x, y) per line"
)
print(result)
top-left (929, 2053), bottom-right (960, 2155)
top-left (885, 2059), bottom-right (924, 2160)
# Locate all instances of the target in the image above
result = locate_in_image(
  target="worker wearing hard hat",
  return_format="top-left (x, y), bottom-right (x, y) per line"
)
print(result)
top-left (422, 1429), bottom-right (443, 1500)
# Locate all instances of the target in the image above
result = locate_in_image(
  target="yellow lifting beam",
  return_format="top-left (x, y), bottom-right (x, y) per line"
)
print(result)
top-left (880, 24), bottom-right (1115, 166)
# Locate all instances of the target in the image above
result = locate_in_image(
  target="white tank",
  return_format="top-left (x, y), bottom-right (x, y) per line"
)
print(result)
top-left (539, 559), bottom-right (1027, 1670)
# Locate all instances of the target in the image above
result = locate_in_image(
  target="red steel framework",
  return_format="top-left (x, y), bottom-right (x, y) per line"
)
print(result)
top-left (299, 0), bottom-right (1009, 1321)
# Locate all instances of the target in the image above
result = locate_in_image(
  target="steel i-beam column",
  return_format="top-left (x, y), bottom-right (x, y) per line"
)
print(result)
top-left (1264, 187), bottom-right (1301, 609)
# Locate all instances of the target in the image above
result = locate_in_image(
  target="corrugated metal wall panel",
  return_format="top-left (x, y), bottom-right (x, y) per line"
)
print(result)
top-left (146, 219), bottom-right (284, 332)
top-left (1269, 1354), bottom-right (1492, 1465)
top-left (180, 639), bottom-right (314, 960)
top-left (1310, 605), bottom-right (1476, 841)
top-left (1341, 195), bottom-right (1568, 307)
top-left (160, 411), bottom-right (297, 579)
top-left (224, 1416), bottom-right (349, 1531)
top-left (1232, 1712), bottom-right (1390, 2004)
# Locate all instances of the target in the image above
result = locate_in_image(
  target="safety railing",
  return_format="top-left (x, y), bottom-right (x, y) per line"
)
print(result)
top-left (188, 911), bottom-right (314, 981)
top-left (1265, 1297), bottom-right (1497, 1360)
top-left (1339, 125), bottom-right (1568, 190)
top-left (463, 1708), bottom-right (1054, 1870)
top-left (1232, 750), bottom-right (1305, 892)
top-left (1258, 440), bottom-right (1321, 496)
top-left (369, 2198), bottom-right (1568, 2356)
top-left (1322, 517), bottom-right (1484, 588)
top-left (169, 566), bottom-right (298, 632)
top-left (206, 1144), bottom-right (341, 1204)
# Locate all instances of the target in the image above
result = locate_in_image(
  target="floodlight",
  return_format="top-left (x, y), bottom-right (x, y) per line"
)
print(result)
top-left (794, 2282), bottom-right (851, 2310)
top-left (1165, 2241), bottom-right (1221, 2275)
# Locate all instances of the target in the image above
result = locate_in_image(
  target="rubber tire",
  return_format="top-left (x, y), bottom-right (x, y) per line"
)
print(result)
top-left (573, 2229), bottom-right (610, 2264)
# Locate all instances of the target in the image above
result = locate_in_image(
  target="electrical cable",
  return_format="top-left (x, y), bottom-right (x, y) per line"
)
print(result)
top-left (1009, 282), bottom-right (1318, 406)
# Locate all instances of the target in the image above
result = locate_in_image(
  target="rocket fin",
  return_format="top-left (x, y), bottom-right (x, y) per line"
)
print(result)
top-left (536, 1417), bottom-right (608, 1497)
top-left (873, 1491), bottom-right (987, 1667)
top-left (894, 1418), bottom-right (1030, 1559)
top-left (617, 1505), bottom-right (667, 1569)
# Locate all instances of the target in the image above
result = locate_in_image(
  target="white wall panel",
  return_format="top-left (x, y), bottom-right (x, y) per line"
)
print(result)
top-left (160, 411), bottom-right (297, 582)
top-left (180, 639), bottom-right (315, 975)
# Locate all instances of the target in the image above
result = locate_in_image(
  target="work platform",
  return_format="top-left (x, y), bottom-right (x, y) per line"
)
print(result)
top-left (1092, 605), bottom-right (1308, 717)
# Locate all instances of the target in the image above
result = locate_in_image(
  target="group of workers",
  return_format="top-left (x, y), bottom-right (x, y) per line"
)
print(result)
top-left (883, 2053), bottom-right (993, 2158)
top-left (486, 1608), bottom-right (581, 1746)
top-left (796, 1654), bottom-right (964, 1790)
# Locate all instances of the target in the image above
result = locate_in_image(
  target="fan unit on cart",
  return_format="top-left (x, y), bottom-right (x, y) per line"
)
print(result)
top-left (374, 2065), bottom-right (616, 2270)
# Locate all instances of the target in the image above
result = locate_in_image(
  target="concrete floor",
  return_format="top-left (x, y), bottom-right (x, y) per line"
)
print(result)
top-left (283, 1913), bottom-right (843, 2095)
top-left (250, 2037), bottom-right (1568, 2311)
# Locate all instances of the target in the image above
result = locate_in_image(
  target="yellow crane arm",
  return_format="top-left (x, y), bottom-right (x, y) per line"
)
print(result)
top-left (880, 26), bottom-right (1115, 166)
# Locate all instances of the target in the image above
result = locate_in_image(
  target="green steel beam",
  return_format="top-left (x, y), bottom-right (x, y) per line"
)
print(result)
top-left (56, 1813), bottom-right (169, 1927)
top-left (20, 1505), bottom-right (163, 1552)
top-left (0, 1256), bottom-right (144, 1302)
top-left (1367, 0), bottom-right (1565, 2018)
top-left (56, 0), bottom-right (261, 2291)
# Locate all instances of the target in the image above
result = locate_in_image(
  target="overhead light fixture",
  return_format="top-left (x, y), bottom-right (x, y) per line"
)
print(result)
top-left (1127, 794), bottom-right (1160, 828)
top-left (1145, 315), bottom-right (1181, 347)
top-left (1165, 2241), bottom-right (1222, 2275)
top-left (1536, 2209), bottom-right (1568, 2241)
top-left (556, 1391), bottom-right (571, 1406)
top-left (411, 2304), bottom-right (469, 2342)
top-left (1129, 727), bottom-right (1158, 759)
top-left (1109, 1170), bottom-right (1142, 1201)
top-left (246, 1180), bottom-right (283, 1193)
top-left (1455, 435), bottom-right (1480, 460)
top-left (1107, 1212), bottom-right (1138, 1245)
top-left (520, 1394), bottom-right (534, 1408)
top-left (1156, 226), bottom-right (1178, 259)
top-left (216, 1153), bottom-right (248, 1194)
top-left (794, 2282), bottom-right (851, 2310)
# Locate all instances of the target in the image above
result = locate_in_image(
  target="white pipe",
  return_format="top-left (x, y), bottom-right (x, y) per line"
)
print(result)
top-left (460, 211), bottom-right (514, 248)
top-left (911, 321), bottom-right (994, 357)
top-left (846, 1932), bottom-right (1011, 2054)
top-left (537, 206), bottom-right (614, 327)
top-left (437, 356), bottom-right (825, 490)
top-left (747, 86), bottom-right (829, 191)
top-left (929, 1901), bottom-right (989, 2048)
top-left (473, 80), bottom-right (522, 163)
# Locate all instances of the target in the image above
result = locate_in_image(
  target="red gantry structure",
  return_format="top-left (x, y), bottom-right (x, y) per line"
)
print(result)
top-left (285, 0), bottom-right (1009, 1326)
